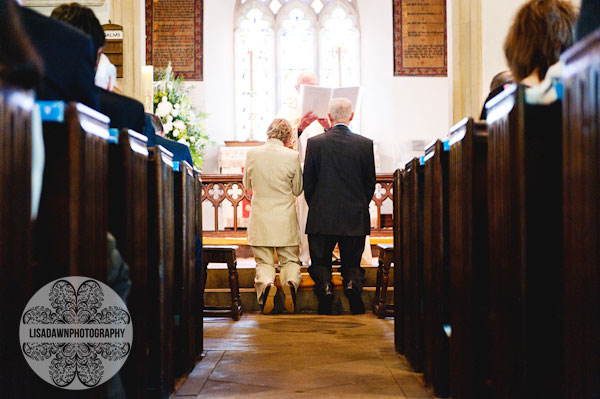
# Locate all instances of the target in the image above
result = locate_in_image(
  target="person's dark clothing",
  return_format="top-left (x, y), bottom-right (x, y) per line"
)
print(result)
top-left (480, 85), bottom-right (505, 120)
top-left (303, 124), bottom-right (376, 236)
top-left (308, 234), bottom-right (366, 293)
top-left (18, 6), bottom-right (99, 110)
top-left (99, 88), bottom-right (145, 134)
top-left (303, 124), bottom-right (376, 298)
top-left (577, 0), bottom-right (600, 40)
top-left (155, 135), bottom-right (194, 165)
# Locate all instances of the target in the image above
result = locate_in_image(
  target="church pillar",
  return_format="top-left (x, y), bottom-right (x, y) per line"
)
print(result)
top-left (110, 0), bottom-right (145, 101)
top-left (451, 0), bottom-right (482, 124)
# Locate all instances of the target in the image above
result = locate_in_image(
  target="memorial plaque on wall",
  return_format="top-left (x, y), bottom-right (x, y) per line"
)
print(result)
top-left (393, 0), bottom-right (447, 76)
top-left (145, 0), bottom-right (203, 80)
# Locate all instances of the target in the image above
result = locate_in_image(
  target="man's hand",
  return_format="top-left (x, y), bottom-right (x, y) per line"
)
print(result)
top-left (298, 111), bottom-right (318, 132)
top-left (317, 118), bottom-right (331, 130)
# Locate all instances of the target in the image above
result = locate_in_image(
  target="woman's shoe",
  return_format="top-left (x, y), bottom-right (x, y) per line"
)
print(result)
top-left (282, 281), bottom-right (296, 313)
top-left (262, 283), bottom-right (277, 314)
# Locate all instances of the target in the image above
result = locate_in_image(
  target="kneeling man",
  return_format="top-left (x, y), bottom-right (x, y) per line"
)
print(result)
top-left (243, 119), bottom-right (304, 314)
top-left (303, 98), bottom-right (376, 314)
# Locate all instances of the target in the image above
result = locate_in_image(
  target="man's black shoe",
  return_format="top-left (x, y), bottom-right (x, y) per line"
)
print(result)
top-left (317, 283), bottom-right (334, 315)
top-left (261, 283), bottom-right (277, 314)
top-left (344, 281), bottom-right (365, 314)
top-left (282, 281), bottom-right (297, 313)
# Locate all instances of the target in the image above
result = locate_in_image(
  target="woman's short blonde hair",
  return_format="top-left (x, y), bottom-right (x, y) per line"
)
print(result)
top-left (267, 118), bottom-right (292, 142)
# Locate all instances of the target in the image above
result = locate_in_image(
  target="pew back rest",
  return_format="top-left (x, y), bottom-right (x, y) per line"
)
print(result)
top-left (0, 88), bottom-right (36, 398)
top-left (35, 102), bottom-right (110, 284)
top-left (561, 29), bottom-right (600, 399)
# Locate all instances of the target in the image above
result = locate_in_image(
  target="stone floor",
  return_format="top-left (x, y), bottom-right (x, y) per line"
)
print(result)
top-left (174, 314), bottom-right (435, 398)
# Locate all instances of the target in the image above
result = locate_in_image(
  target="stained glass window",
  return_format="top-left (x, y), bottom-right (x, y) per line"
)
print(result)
top-left (234, 0), bottom-right (360, 141)
top-left (235, 7), bottom-right (275, 141)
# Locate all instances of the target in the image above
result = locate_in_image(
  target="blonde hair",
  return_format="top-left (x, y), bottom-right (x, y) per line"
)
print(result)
top-left (267, 118), bottom-right (292, 142)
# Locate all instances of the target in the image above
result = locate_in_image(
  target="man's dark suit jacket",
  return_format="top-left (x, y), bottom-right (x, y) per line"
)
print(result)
top-left (142, 115), bottom-right (193, 165)
top-left (99, 88), bottom-right (145, 134)
top-left (577, 0), bottom-right (600, 40)
top-left (303, 124), bottom-right (376, 236)
top-left (155, 135), bottom-right (194, 166)
top-left (19, 6), bottom-right (99, 110)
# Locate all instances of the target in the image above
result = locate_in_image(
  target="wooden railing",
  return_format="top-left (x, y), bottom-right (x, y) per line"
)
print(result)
top-left (200, 173), bottom-right (394, 236)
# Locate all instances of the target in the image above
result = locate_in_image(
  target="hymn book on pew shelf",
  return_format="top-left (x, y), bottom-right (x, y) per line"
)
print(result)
top-left (298, 85), bottom-right (361, 118)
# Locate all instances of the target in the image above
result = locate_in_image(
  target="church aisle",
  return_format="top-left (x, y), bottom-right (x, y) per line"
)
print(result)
top-left (175, 314), bottom-right (434, 398)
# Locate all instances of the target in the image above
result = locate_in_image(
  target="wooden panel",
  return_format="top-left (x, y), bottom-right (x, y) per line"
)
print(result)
top-left (173, 161), bottom-right (197, 376)
top-left (0, 89), bottom-right (35, 399)
top-left (147, 146), bottom-right (175, 399)
top-left (561, 29), bottom-right (600, 399)
top-left (30, 103), bottom-right (110, 398)
top-left (401, 158), bottom-right (425, 372)
top-left (393, 169), bottom-right (404, 354)
top-left (486, 84), bottom-right (563, 398)
top-left (448, 117), bottom-right (491, 399)
top-left (422, 140), bottom-right (450, 397)
top-left (194, 171), bottom-right (205, 356)
top-left (109, 129), bottom-right (151, 399)
top-left (35, 103), bottom-right (110, 284)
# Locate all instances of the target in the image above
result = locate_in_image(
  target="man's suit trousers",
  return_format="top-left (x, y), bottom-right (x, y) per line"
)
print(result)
top-left (308, 234), bottom-right (366, 294)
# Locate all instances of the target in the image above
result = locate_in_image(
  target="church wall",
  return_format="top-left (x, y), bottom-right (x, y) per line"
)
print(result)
top-left (358, 0), bottom-right (451, 171)
top-left (27, 2), bottom-right (111, 23)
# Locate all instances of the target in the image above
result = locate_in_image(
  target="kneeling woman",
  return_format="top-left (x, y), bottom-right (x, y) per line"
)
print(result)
top-left (243, 118), bottom-right (303, 314)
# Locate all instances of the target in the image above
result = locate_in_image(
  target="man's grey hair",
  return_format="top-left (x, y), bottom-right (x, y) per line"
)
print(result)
top-left (329, 98), bottom-right (353, 122)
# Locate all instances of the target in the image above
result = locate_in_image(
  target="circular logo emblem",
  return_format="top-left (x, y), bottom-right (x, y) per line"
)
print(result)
top-left (19, 277), bottom-right (133, 389)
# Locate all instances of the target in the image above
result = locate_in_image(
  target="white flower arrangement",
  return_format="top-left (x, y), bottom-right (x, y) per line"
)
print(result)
top-left (153, 62), bottom-right (211, 168)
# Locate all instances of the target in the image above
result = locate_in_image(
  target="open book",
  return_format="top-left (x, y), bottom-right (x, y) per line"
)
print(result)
top-left (298, 85), bottom-right (361, 119)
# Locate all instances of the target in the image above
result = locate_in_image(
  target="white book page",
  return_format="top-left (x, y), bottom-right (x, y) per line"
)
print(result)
top-left (331, 86), bottom-right (361, 112)
top-left (299, 85), bottom-right (333, 119)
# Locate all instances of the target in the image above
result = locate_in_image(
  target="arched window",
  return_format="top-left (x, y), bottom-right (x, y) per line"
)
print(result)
top-left (234, 0), bottom-right (360, 141)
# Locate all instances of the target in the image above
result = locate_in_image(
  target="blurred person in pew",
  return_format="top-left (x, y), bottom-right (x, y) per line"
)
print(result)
top-left (480, 71), bottom-right (513, 120)
top-left (0, 0), bottom-right (43, 89)
top-left (278, 71), bottom-right (373, 268)
top-left (243, 118), bottom-right (304, 314)
top-left (303, 98), bottom-right (376, 315)
top-left (576, 0), bottom-right (600, 40)
top-left (147, 113), bottom-right (194, 165)
top-left (1, 0), bottom-right (45, 220)
top-left (50, 3), bottom-right (146, 134)
top-left (503, 0), bottom-right (577, 88)
top-left (95, 53), bottom-right (117, 93)
top-left (14, 0), bottom-right (100, 110)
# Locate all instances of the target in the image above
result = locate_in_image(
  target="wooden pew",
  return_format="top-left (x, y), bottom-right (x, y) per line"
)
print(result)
top-left (30, 102), bottom-right (111, 399)
top-left (147, 145), bottom-right (176, 399)
top-left (393, 168), bottom-right (404, 354)
top-left (194, 171), bottom-right (205, 356)
top-left (35, 103), bottom-right (110, 284)
top-left (561, 30), bottom-right (600, 398)
top-left (486, 84), bottom-right (563, 398)
top-left (173, 161), bottom-right (197, 376)
top-left (0, 89), bottom-right (36, 399)
top-left (108, 129), bottom-right (151, 399)
top-left (401, 157), bottom-right (425, 373)
top-left (447, 117), bottom-right (491, 399)
top-left (422, 140), bottom-right (450, 397)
